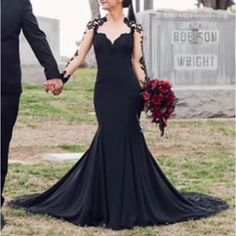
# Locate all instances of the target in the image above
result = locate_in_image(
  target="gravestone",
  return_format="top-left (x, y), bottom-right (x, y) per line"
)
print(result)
top-left (137, 9), bottom-right (235, 118)
top-left (20, 16), bottom-right (64, 83)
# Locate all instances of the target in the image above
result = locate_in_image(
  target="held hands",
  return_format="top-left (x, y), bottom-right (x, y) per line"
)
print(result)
top-left (44, 79), bottom-right (64, 95)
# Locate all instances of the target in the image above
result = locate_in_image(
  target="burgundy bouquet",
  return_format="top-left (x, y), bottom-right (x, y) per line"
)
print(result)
top-left (140, 79), bottom-right (179, 137)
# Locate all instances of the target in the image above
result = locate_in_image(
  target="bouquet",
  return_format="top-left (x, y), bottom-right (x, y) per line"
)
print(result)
top-left (140, 79), bottom-right (179, 137)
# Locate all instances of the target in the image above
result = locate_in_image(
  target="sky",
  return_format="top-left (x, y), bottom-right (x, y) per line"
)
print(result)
top-left (30, 0), bottom-right (197, 57)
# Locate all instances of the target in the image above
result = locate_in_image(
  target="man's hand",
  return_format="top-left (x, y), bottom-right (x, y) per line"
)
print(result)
top-left (44, 79), bottom-right (63, 95)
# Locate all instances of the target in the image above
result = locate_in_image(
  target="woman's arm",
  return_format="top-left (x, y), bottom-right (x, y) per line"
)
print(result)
top-left (60, 21), bottom-right (95, 83)
top-left (132, 24), bottom-right (149, 88)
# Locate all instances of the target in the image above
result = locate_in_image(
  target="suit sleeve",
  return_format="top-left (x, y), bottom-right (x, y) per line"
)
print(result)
top-left (21, 0), bottom-right (60, 80)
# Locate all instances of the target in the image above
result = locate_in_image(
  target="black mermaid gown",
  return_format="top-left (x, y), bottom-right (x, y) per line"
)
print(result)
top-left (9, 17), bottom-right (229, 230)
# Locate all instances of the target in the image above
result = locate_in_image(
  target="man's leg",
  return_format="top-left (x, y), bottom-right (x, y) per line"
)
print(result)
top-left (1, 94), bottom-right (20, 207)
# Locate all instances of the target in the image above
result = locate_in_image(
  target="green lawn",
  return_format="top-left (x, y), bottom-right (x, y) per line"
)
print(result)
top-left (1, 68), bottom-right (235, 236)
top-left (18, 68), bottom-right (97, 126)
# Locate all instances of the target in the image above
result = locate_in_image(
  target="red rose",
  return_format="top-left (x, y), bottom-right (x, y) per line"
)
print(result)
top-left (141, 79), bottom-right (178, 136)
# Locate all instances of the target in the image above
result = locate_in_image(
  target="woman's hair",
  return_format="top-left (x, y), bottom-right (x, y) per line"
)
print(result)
top-left (122, 0), bottom-right (136, 22)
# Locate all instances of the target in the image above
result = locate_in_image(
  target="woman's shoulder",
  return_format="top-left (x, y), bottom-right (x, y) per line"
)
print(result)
top-left (86, 17), bottom-right (107, 30)
top-left (124, 18), bottom-right (143, 33)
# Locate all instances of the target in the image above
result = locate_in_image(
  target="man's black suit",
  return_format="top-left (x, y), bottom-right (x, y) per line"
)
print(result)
top-left (1, 0), bottom-right (61, 206)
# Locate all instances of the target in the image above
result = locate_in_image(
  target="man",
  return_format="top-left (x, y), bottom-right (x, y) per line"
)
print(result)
top-left (1, 0), bottom-right (63, 229)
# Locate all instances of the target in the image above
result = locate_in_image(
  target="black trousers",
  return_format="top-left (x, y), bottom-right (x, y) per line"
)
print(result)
top-left (1, 94), bottom-right (20, 207)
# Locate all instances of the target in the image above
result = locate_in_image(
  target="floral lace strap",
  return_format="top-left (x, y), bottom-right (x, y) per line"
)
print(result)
top-left (124, 18), bottom-right (150, 84)
top-left (60, 17), bottom-right (107, 83)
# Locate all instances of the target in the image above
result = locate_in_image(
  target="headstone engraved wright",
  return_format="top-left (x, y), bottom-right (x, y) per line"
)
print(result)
top-left (173, 29), bottom-right (219, 70)
top-left (137, 9), bottom-right (235, 118)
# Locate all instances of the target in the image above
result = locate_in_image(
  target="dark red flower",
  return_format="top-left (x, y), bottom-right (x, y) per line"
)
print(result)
top-left (140, 79), bottom-right (179, 136)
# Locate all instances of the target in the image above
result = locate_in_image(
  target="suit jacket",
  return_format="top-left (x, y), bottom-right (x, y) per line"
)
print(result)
top-left (1, 0), bottom-right (60, 94)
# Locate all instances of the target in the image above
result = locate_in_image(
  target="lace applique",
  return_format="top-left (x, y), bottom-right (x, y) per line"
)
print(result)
top-left (139, 34), bottom-right (150, 82)
top-left (60, 18), bottom-right (107, 83)
top-left (124, 18), bottom-right (149, 82)
top-left (82, 17), bottom-right (106, 45)
top-left (60, 50), bottom-right (79, 83)
top-left (86, 17), bottom-right (107, 31)
top-left (124, 18), bottom-right (143, 34)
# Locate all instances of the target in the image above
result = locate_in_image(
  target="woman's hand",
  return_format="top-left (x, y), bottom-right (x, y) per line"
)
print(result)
top-left (52, 86), bottom-right (63, 96)
top-left (44, 79), bottom-right (64, 95)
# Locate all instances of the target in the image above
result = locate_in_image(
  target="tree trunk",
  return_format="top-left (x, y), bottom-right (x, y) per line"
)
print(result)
top-left (88, 0), bottom-right (100, 19)
top-left (144, 0), bottom-right (154, 10)
top-left (199, 0), bottom-right (230, 9)
top-left (135, 0), bottom-right (140, 12)
top-left (216, 0), bottom-right (230, 9)
top-left (202, 0), bottom-right (217, 8)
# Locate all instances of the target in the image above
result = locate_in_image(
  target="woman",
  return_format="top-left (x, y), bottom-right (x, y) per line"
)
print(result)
top-left (9, 0), bottom-right (229, 231)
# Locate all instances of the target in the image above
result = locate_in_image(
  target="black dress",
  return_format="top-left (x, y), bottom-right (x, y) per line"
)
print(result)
top-left (8, 16), bottom-right (229, 230)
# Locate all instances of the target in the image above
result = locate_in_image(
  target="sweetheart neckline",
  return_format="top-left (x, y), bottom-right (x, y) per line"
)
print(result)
top-left (96, 31), bottom-right (132, 47)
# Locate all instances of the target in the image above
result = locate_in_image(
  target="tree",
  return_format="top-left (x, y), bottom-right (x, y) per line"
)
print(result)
top-left (197, 0), bottom-right (231, 9)
top-left (200, 0), bottom-right (216, 8)
top-left (144, 0), bottom-right (154, 10)
top-left (88, 0), bottom-right (100, 19)
top-left (135, 0), bottom-right (140, 12)
top-left (216, 0), bottom-right (230, 9)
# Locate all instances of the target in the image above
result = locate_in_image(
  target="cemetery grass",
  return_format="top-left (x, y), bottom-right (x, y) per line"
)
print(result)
top-left (2, 68), bottom-right (235, 236)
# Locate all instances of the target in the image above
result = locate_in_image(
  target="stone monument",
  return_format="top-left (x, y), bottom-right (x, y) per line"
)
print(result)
top-left (137, 9), bottom-right (235, 118)
top-left (20, 16), bottom-right (62, 83)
